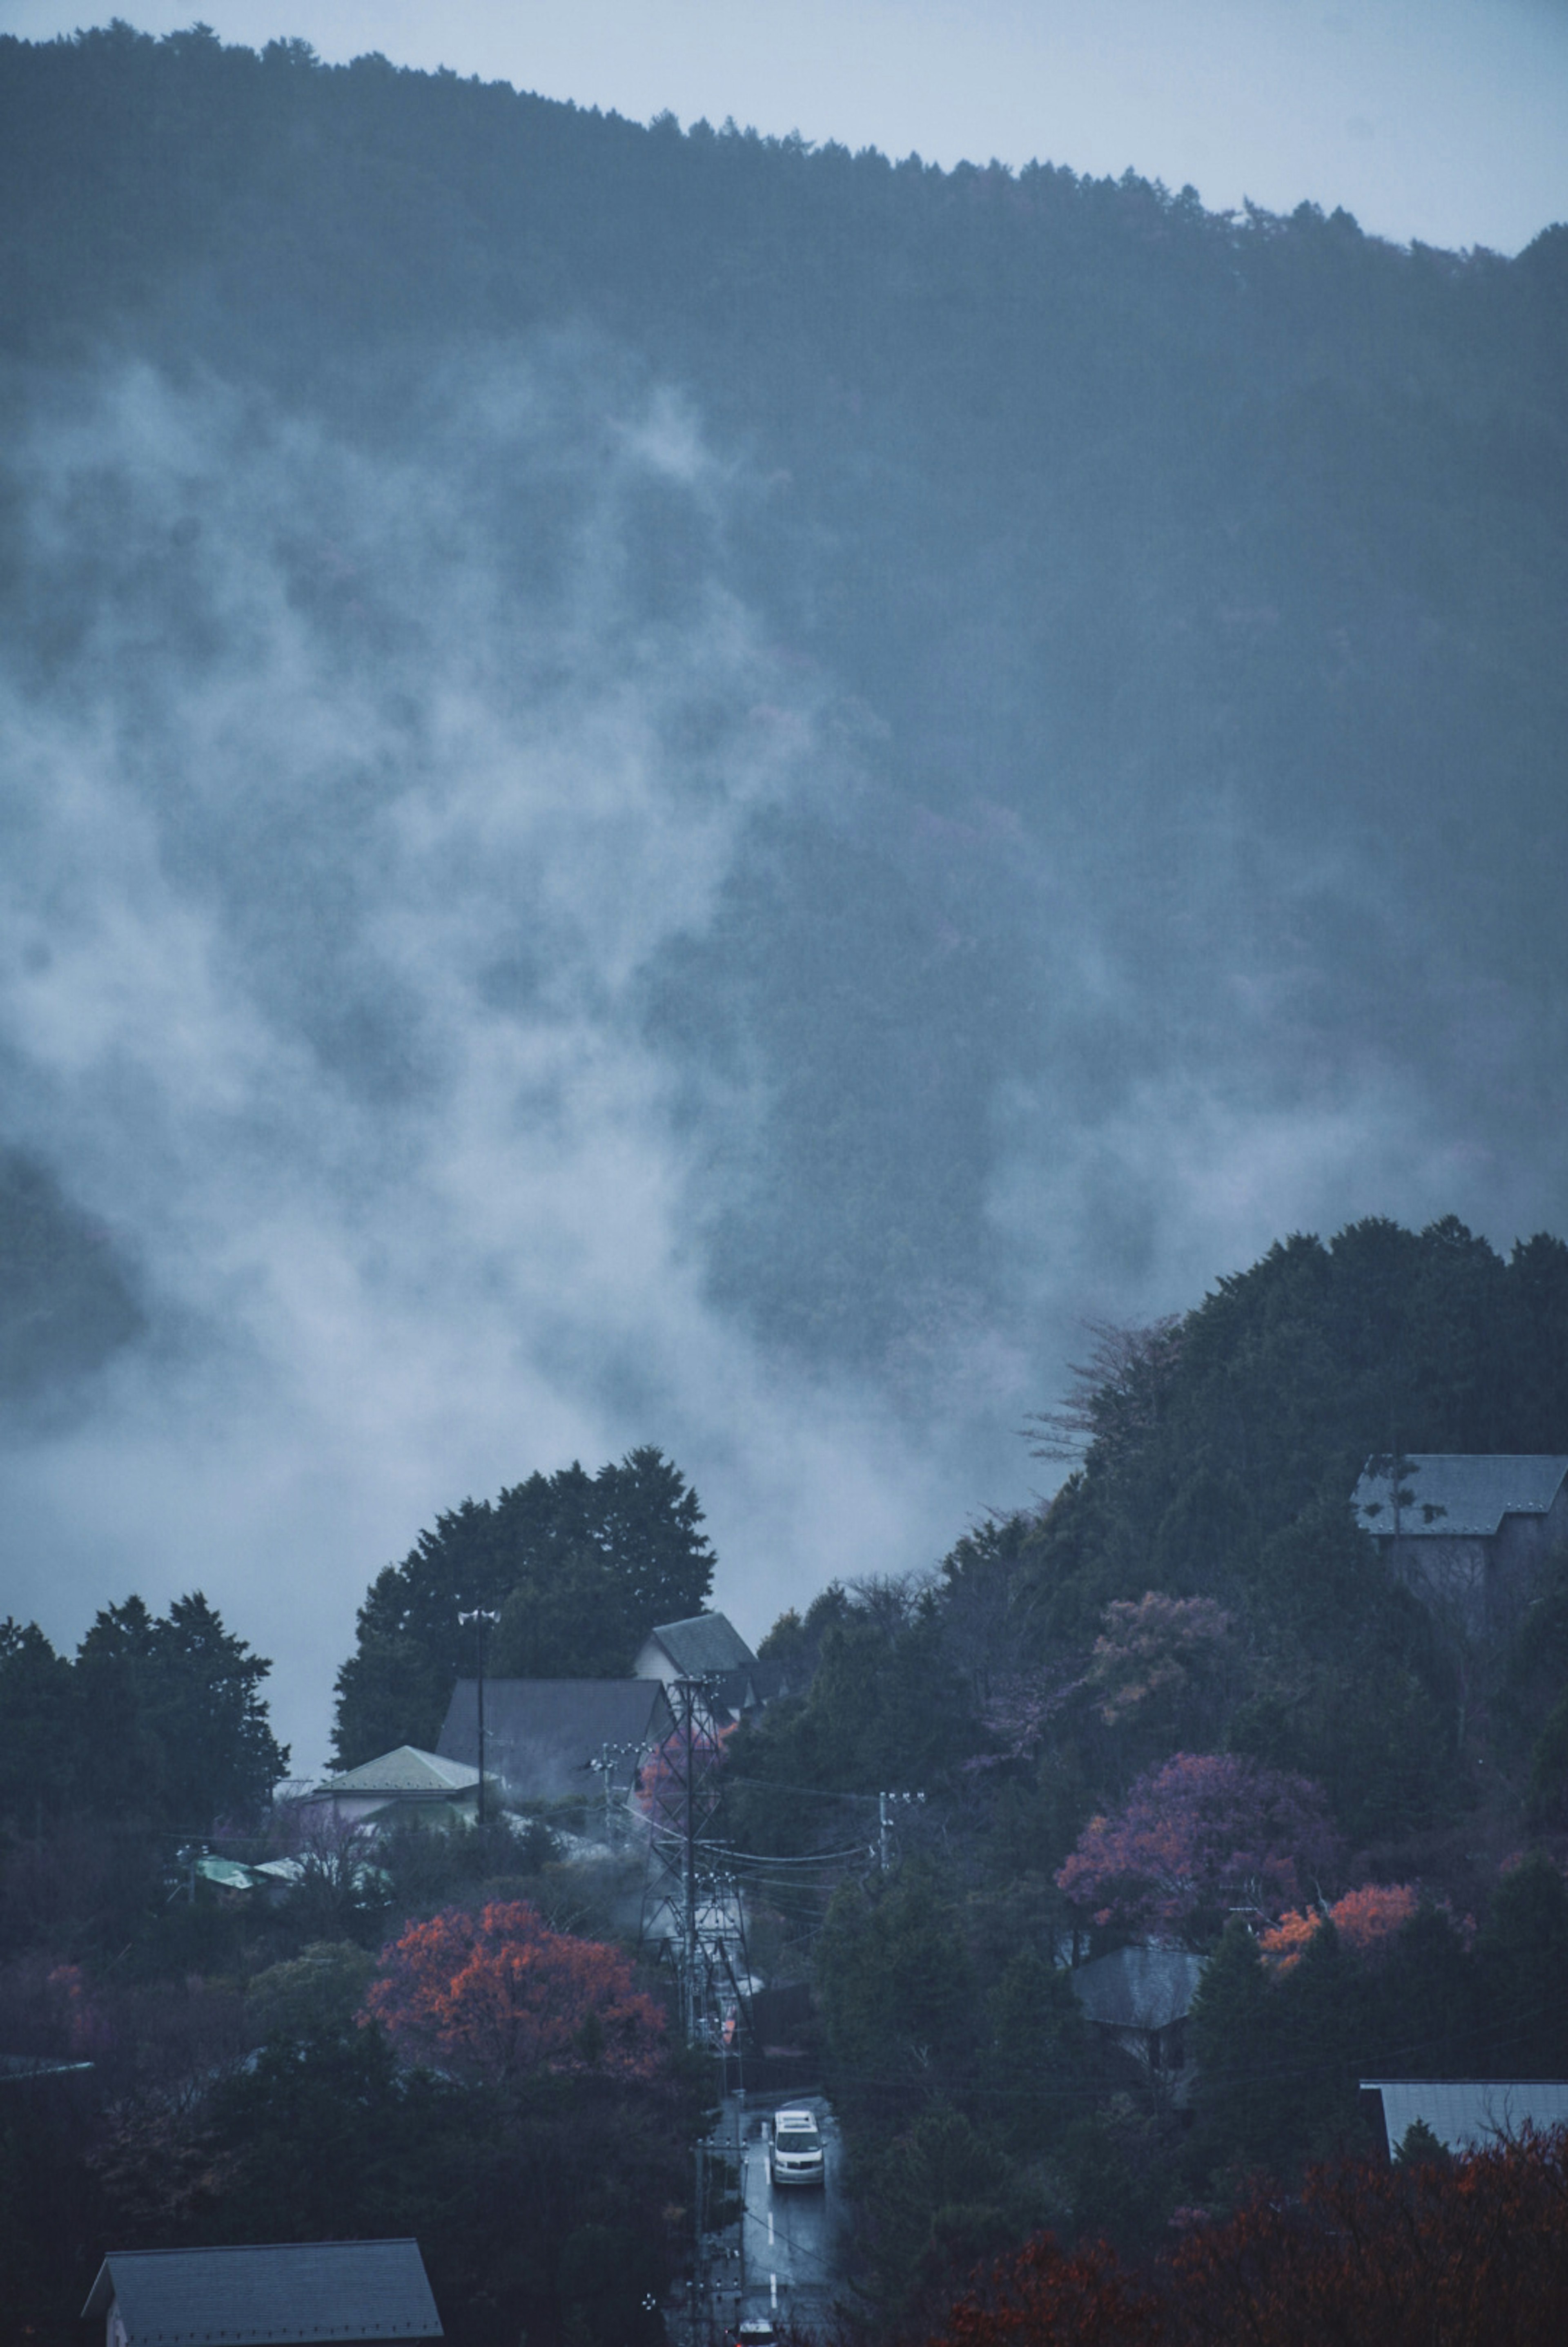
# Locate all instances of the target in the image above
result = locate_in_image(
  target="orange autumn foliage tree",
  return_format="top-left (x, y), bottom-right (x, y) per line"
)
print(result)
top-left (922, 2130), bottom-right (1568, 2347)
top-left (364, 1899), bottom-right (665, 2084)
top-left (1258, 1881), bottom-right (1420, 1972)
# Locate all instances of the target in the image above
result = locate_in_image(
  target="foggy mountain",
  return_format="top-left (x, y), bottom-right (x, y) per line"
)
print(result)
top-left (0, 24), bottom-right (1564, 1763)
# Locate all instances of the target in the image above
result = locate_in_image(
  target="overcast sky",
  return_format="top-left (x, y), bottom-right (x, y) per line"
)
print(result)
top-left (2, 0), bottom-right (1565, 253)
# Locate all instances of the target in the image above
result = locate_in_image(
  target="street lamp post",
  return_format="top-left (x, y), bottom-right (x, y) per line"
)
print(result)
top-left (457, 1607), bottom-right (501, 1824)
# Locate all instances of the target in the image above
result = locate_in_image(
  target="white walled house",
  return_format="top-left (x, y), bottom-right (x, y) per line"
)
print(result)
top-left (633, 1611), bottom-right (776, 1722)
top-left (304, 1746), bottom-right (482, 1833)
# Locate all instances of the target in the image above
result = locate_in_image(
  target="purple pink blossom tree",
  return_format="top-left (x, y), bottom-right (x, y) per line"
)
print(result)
top-left (1056, 1752), bottom-right (1339, 1941)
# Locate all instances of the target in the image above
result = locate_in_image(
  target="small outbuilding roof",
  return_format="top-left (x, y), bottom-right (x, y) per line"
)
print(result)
top-left (320, 1747), bottom-right (481, 1798)
top-left (82, 2239), bottom-right (442, 2343)
top-left (1361, 2079), bottom-right (1568, 2156)
top-left (638, 1613), bottom-right (757, 1678)
top-left (437, 1679), bottom-right (674, 1804)
top-left (1353, 1455), bottom-right (1568, 1539)
top-left (1071, 1945), bottom-right (1207, 2032)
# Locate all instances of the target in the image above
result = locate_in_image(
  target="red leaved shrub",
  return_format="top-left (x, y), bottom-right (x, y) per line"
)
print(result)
top-left (363, 1898), bottom-right (665, 2084)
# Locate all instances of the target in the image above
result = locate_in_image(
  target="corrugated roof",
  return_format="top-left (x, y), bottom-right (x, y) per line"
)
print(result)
top-left (1352, 1455), bottom-right (1568, 1539)
top-left (82, 2240), bottom-right (442, 2342)
top-left (437, 1680), bottom-right (675, 1803)
top-left (641, 1613), bottom-right (757, 1677)
top-left (1362, 2079), bottom-right (1568, 2155)
top-left (320, 1747), bottom-right (481, 1797)
top-left (1071, 1946), bottom-right (1207, 2031)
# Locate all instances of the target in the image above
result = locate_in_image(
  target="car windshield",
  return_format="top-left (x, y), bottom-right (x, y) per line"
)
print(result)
top-left (776, 2128), bottom-right (818, 2152)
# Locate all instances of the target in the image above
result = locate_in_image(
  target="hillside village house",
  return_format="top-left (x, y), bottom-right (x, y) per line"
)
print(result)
top-left (430, 1615), bottom-right (779, 1836)
top-left (1352, 1454), bottom-right (1568, 1639)
top-left (634, 1610), bottom-right (778, 1722)
top-left (1070, 1945), bottom-right (1207, 2102)
top-left (299, 1747), bottom-right (482, 1836)
top-left (437, 1676), bottom-right (675, 1832)
top-left (84, 2240), bottom-right (442, 2347)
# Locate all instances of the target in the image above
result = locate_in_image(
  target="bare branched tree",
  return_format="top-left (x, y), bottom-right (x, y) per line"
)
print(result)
top-left (1023, 1314), bottom-right (1185, 1465)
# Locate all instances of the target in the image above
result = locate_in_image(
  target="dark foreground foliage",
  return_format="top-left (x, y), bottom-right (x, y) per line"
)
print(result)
top-left (921, 2131), bottom-right (1568, 2347)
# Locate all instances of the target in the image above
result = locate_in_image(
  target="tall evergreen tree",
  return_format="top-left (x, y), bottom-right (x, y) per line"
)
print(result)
top-left (331, 1448), bottom-right (714, 1765)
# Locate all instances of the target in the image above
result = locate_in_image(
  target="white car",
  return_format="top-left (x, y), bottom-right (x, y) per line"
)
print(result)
top-left (768, 2107), bottom-right (825, 2188)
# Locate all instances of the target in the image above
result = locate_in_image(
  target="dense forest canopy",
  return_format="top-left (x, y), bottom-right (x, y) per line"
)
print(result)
top-left (0, 1590), bottom-right (285, 1844)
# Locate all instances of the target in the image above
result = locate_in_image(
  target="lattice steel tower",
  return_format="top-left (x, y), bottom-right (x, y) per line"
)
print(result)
top-left (638, 1676), bottom-right (751, 2048)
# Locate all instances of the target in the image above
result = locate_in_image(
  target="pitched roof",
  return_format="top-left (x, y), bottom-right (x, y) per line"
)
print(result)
top-left (82, 2240), bottom-right (441, 2343)
top-left (1361, 2079), bottom-right (1568, 2155)
top-left (437, 1679), bottom-right (675, 1803)
top-left (641, 1612), bottom-right (757, 1677)
top-left (321, 1747), bottom-right (481, 1796)
top-left (1353, 1455), bottom-right (1568, 1539)
top-left (1071, 1945), bottom-right (1207, 2031)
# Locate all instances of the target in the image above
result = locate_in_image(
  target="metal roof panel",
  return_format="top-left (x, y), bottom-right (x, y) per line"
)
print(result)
top-left (643, 1613), bottom-right (756, 1676)
top-left (1353, 1455), bottom-right (1568, 1539)
top-left (82, 2240), bottom-right (442, 2342)
top-left (437, 1679), bottom-right (675, 1801)
top-left (1362, 2079), bottom-right (1568, 2153)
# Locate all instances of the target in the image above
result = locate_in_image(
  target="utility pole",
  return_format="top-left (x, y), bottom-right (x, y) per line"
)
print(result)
top-left (693, 2128), bottom-right (707, 2347)
top-left (878, 1789), bottom-right (925, 1871)
top-left (633, 1681), bottom-right (756, 2347)
top-left (587, 1739), bottom-right (641, 1846)
top-left (457, 1607), bottom-right (501, 1824)
top-left (682, 1680), bottom-right (699, 2044)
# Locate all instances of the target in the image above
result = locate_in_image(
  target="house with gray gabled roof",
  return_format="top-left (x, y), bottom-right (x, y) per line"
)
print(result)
top-left (633, 1612), bottom-right (773, 1721)
top-left (82, 2240), bottom-right (441, 2347)
top-left (1071, 1945), bottom-right (1207, 2100)
top-left (1360, 2079), bottom-right (1568, 2161)
top-left (1352, 1455), bottom-right (1568, 1639)
top-left (437, 1678), bottom-right (675, 1828)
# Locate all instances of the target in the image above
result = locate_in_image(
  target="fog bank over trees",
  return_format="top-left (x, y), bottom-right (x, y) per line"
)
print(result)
top-left (0, 24), bottom-right (1564, 1759)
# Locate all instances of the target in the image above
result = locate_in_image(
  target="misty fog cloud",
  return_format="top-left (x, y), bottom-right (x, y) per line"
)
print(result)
top-left (2, 321), bottom-right (1557, 1771)
top-left (0, 348), bottom-right (962, 1765)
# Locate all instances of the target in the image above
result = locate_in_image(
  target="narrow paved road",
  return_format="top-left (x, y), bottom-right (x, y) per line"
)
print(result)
top-left (710, 2093), bottom-right (846, 2341)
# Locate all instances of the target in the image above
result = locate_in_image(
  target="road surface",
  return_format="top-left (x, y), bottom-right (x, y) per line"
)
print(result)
top-left (707, 2092), bottom-right (846, 2341)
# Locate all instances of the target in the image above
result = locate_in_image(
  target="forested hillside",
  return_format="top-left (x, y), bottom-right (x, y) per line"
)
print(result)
top-left (2, 22), bottom-right (1566, 1437)
top-left (725, 1214), bottom-right (1568, 2316)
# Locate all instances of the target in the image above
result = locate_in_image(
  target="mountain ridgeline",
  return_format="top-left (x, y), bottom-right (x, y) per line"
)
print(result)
top-left (0, 23), bottom-right (1566, 1428)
